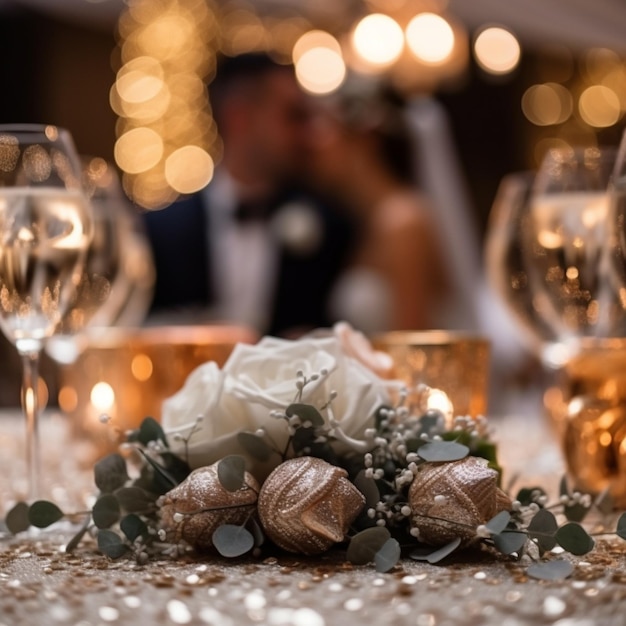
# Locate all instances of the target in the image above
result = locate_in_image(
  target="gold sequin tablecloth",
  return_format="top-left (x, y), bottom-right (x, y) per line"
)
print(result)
top-left (1, 410), bottom-right (626, 626)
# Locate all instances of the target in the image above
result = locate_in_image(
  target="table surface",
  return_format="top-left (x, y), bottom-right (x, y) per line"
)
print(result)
top-left (1, 407), bottom-right (625, 626)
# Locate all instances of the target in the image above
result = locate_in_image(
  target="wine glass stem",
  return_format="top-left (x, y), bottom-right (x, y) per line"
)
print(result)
top-left (21, 351), bottom-right (41, 501)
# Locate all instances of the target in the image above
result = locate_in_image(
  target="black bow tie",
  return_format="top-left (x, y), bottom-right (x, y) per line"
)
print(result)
top-left (234, 197), bottom-right (274, 223)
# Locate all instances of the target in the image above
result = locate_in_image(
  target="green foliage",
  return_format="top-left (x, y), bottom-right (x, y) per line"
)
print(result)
top-left (28, 501), bottom-right (64, 528)
top-left (136, 417), bottom-right (168, 448)
top-left (94, 454), bottom-right (130, 494)
top-left (485, 511), bottom-right (511, 535)
top-left (217, 456), bottom-right (247, 492)
top-left (97, 529), bottom-right (128, 559)
top-left (347, 527), bottom-right (392, 565)
top-left (410, 537), bottom-right (462, 564)
top-left (555, 523), bottom-right (595, 556)
top-left (493, 531), bottom-right (527, 555)
top-left (374, 538), bottom-right (401, 573)
top-left (120, 514), bottom-right (148, 542)
top-left (418, 441), bottom-right (469, 463)
top-left (527, 509), bottom-right (558, 552)
top-left (5, 502), bottom-right (30, 535)
top-left (92, 494), bottom-right (121, 529)
top-left (515, 486), bottom-right (546, 507)
top-left (114, 487), bottom-right (156, 514)
top-left (353, 470), bottom-right (380, 508)
top-left (237, 431), bottom-right (274, 462)
top-left (286, 403), bottom-right (325, 427)
top-left (212, 524), bottom-right (255, 558)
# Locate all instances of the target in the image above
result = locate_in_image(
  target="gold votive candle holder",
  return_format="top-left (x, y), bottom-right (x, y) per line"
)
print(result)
top-left (548, 338), bottom-right (626, 506)
top-left (372, 330), bottom-right (491, 418)
top-left (57, 325), bottom-right (258, 451)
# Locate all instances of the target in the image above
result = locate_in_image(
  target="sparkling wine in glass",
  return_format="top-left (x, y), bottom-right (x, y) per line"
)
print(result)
top-left (484, 171), bottom-right (561, 366)
top-left (45, 158), bottom-right (152, 365)
top-left (523, 146), bottom-right (623, 363)
top-left (0, 125), bottom-right (92, 499)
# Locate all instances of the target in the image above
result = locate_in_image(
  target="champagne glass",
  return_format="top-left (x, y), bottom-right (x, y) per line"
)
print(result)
top-left (523, 146), bottom-right (623, 363)
top-left (606, 130), bottom-right (626, 310)
top-left (45, 158), bottom-right (153, 365)
top-left (0, 125), bottom-right (92, 499)
top-left (484, 172), bottom-right (562, 366)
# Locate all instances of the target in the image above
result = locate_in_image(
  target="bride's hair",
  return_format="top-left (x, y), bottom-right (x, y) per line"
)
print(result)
top-left (329, 76), bottom-right (417, 186)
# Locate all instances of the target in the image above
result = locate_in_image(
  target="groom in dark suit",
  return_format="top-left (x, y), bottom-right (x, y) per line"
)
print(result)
top-left (143, 53), bottom-right (354, 336)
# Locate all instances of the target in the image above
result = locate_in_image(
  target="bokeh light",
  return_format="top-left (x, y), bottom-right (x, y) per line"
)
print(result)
top-left (474, 26), bottom-right (521, 75)
top-left (352, 13), bottom-right (404, 67)
top-left (522, 83), bottom-right (573, 126)
top-left (114, 0), bottom-right (218, 209)
top-left (292, 30), bottom-right (341, 63)
top-left (165, 146), bottom-right (214, 194)
top-left (578, 85), bottom-right (621, 127)
top-left (114, 127), bottom-right (164, 174)
top-left (295, 47), bottom-right (346, 95)
top-left (405, 13), bottom-right (455, 65)
top-left (90, 382), bottom-right (115, 413)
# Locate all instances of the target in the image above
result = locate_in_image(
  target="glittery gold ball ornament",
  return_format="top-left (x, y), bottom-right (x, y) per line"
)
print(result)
top-left (258, 457), bottom-right (365, 555)
top-left (160, 463), bottom-right (259, 551)
top-left (409, 456), bottom-right (511, 546)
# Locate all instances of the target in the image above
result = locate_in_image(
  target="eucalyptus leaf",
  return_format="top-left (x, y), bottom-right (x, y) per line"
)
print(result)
top-left (286, 403), bottom-right (324, 427)
top-left (212, 524), bottom-right (254, 558)
top-left (237, 431), bottom-right (273, 462)
top-left (527, 559), bottom-right (574, 581)
top-left (137, 417), bottom-right (168, 447)
top-left (5, 502), bottom-right (30, 535)
top-left (515, 486), bottom-right (545, 507)
top-left (92, 494), bottom-right (121, 529)
top-left (160, 452), bottom-right (191, 484)
top-left (555, 523), bottom-right (595, 556)
top-left (115, 487), bottom-right (156, 513)
top-left (346, 527), bottom-right (391, 565)
top-left (616, 513), bottom-right (626, 540)
top-left (493, 531), bottom-right (527, 555)
top-left (417, 441), bottom-right (469, 463)
top-left (291, 425), bottom-right (316, 454)
top-left (559, 475), bottom-right (570, 498)
top-left (94, 453), bottom-right (130, 494)
top-left (353, 470), bottom-right (380, 508)
top-left (247, 517), bottom-right (265, 548)
top-left (595, 487), bottom-right (615, 517)
top-left (374, 538), bottom-right (401, 573)
top-left (28, 501), bottom-right (64, 528)
top-left (485, 511), bottom-right (511, 535)
top-left (410, 537), bottom-right (462, 564)
top-left (217, 456), bottom-right (247, 492)
top-left (527, 509), bottom-right (558, 552)
top-left (563, 501), bottom-right (590, 523)
top-left (97, 529), bottom-right (129, 559)
top-left (65, 518), bottom-right (91, 554)
top-left (137, 449), bottom-right (177, 493)
top-left (120, 514), bottom-right (149, 542)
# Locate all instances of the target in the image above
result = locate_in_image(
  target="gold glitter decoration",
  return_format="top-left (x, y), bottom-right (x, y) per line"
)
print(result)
top-left (258, 457), bottom-right (365, 555)
top-left (409, 457), bottom-right (511, 546)
top-left (160, 463), bottom-right (259, 551)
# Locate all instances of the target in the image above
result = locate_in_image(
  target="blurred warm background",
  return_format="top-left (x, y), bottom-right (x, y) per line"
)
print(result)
top-left (2, 0), bottom-right (625, 229)
top-left (1, 0), bottom-right (626, 414)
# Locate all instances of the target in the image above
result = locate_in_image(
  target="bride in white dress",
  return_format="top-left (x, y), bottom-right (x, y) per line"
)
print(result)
top-left (309, 81), bottom-right (450, 333)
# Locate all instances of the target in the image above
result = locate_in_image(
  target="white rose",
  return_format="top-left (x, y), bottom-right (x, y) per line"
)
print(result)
top-left (162, 332), bottom-right (392, 479)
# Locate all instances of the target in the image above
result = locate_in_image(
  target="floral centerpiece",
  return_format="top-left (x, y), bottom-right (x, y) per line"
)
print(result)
top-left (5, 323), bottom-right (626, 580)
